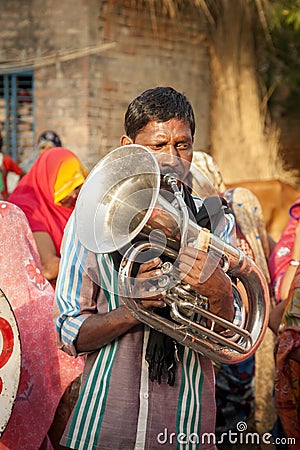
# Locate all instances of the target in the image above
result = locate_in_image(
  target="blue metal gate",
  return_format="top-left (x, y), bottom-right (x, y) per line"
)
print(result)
top-left (0, 72), bottom-right (35, 162)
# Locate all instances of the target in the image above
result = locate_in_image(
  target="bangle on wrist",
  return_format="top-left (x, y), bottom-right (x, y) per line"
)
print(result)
top-left (289, 259), bottom-right (300, 267)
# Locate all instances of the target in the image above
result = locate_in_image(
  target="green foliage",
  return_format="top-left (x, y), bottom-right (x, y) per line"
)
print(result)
top-left (262, 0), bottom-right (300, 113)
top-left (269, 0), bottom-right (300, 30)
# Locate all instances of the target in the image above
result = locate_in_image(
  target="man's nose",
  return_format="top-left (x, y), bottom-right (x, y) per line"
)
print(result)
top-left (159, 145), bottom-right (179, 166)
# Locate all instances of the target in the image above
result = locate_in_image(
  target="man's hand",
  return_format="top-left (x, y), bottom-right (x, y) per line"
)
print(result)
top-left (135, 257), bottom-right (166, 310)
top-left (177, 246), bottom-right (234, 322)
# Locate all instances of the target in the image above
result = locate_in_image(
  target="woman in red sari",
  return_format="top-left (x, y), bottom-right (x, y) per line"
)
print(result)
top-left (9, 147), bottom-right (88, 285)
top-left (0, 201), bottom-right (84, 450)
top-left (269, 200), bottom-right (300, 447)
top-left (273, 277), bottom-right (300, 446)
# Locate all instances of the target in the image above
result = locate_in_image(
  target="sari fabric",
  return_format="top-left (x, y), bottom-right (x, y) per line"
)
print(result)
top-left (274, 268), bottom-right (300, 444)
top-left (223, 187), bottom-right (271, 281)
top-left (216, 187), bottom-right (276, 437)
top-left (0, 202), bottom-right (84, 450)
top-left (8, 147), bottom-right (87, 255)
top-left (268, 193), bottom-right (300, 304)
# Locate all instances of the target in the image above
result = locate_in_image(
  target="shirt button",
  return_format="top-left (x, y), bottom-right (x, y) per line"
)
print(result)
top-left (143, 393), bottom-right (149, 399)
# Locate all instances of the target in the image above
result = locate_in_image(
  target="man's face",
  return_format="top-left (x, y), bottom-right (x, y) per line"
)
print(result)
top-left (122, 118), bottom-right (193, 183)
top-left (59, 185), bottom-right (82, 208)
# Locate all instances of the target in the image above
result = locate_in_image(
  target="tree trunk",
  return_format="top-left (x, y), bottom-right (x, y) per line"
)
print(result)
top-left (208, 0), bottom-right (279, 184)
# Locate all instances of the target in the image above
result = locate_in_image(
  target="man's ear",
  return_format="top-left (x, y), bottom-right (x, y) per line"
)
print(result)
top-left (120, 135), bottom-right (133, 146)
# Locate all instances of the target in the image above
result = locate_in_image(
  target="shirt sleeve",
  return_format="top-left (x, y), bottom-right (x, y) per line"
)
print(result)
top-left (4, 155), bottom-right (24, 175)
top-left (55, 213), bottom-right (100, 356)
top-left (219, 210), bottom-right (236, 245)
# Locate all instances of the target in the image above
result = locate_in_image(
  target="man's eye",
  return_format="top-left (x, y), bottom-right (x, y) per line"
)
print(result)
top-left (177, 143), bottom-right (190, 151)
top-left (150, 145), bottom-right (164, 151)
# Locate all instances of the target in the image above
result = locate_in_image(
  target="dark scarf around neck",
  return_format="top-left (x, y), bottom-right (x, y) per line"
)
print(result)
top-left (112, 184), bottom-right (230, 386)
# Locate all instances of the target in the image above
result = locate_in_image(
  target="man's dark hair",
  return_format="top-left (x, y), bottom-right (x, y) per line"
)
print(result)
top-left (124, 86), bottom-right (195, 141)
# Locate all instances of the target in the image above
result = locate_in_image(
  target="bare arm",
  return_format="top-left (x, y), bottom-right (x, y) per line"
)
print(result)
top-left (33, 231), bottom-right (60, 283)
top-left (75, 257), bottom-right (166, 353)
top-left (75, 306), bottom-right (139, 353)
top-left (269, 300), bottom-right (300, 362)
top-left (280, 221), bottom-right (300, 301)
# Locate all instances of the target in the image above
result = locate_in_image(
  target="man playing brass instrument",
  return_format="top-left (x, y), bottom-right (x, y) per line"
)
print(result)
top-left (55, 87), bottom-right (236, 449)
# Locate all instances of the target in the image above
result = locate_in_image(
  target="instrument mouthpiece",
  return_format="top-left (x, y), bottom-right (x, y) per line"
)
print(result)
top-left (163, 173), bottom-right (178, 187)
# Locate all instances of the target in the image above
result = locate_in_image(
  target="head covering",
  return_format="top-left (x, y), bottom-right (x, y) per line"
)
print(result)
top-left (189, 151), bottom-right (226, 196)
top-left (268, 193), bottom-right (300, 303)
top-left (289, 198), bottom-right (300, 220)
top-left (54, 156), bottom-right (87, 204)
top-left (223, 187), bottom-right (271, 282)
top-left (217, 187), bottom-right (277, 436)
top-left (37, 130), bottom-right (62, 150)
top-left (8, 147), bottom-right (88, 255)
top-left (0, 201), bottom-right (83, 449)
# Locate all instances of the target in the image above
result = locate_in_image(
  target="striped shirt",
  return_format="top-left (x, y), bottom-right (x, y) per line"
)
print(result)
top-left (55, 197), bottom-right (235, 450)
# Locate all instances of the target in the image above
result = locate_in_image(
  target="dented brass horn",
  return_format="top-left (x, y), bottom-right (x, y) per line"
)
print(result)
top-left (75, 144), bottom-right (270, 364)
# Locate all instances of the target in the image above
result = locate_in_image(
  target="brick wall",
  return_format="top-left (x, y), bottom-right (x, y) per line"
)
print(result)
top-left (0, 0), bottom-right (210, 169)
top-left (90, 1), bottom-right (210, 167)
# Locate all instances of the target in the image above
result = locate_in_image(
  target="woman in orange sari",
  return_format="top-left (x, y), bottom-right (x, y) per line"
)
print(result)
top-left (9, 147), bottom-right (88, 285)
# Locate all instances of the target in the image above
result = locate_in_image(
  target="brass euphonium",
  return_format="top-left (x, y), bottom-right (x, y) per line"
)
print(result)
top-left (75, 144), bottom-right (270, 365)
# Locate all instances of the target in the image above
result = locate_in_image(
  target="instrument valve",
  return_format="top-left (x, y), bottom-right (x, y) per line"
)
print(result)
top-left (157, 274), bottom-right (170, 289)
top-left (161, 261), bottom-right (173, 274)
